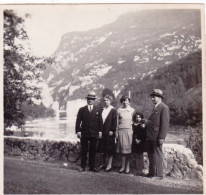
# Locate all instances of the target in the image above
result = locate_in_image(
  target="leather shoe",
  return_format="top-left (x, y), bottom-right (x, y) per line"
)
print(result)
top-left (79, 167), bottom-right (85, 172)
top-left (144, 173), bottom-right (153, 178)
top-left (125, 170), bottom-right (130, 174)
top-left (119, 168), bottom-right (125, 173)
top-left (135, 172), bottom-right (144, 176)
top-left (97, 165), bottom-right (106, 170)
top-left (105, 167), bottom-right (112, 172)
top-left (89, 168), bottom-right (99, 172)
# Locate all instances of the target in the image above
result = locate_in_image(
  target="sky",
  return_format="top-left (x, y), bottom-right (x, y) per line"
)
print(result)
top-left (9, 4), bottom-right (144, 57)
top-left (3, 3), bottom-right (204, 57)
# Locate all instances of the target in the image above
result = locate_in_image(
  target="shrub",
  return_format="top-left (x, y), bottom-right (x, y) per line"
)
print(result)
top-left (185, 125), bottom-right (203, 165)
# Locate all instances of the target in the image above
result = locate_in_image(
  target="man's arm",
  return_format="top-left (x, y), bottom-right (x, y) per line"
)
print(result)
top-left (111, 109), bottom-right (117, 132)
top-left (98, 109), bottom-right (103, 138)
top-left (159, 105), bottom-right (170, 140)
top-left (75, 108), bottom-right (82, 134)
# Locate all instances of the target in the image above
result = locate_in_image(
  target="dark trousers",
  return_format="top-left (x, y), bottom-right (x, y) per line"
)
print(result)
top-left (80, 137), bottom-right (97, 168)
top-left (147, 140), bottom-right (163, 177)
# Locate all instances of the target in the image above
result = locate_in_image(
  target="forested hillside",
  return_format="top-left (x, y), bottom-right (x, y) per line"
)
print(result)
top-left (121, 50), bottom-right (202, 126)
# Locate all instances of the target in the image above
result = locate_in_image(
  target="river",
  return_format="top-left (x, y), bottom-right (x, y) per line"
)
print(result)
top-left (12, 117), bottom-right (78, 142)
top-left (11, 117), bottom-right (189, 145)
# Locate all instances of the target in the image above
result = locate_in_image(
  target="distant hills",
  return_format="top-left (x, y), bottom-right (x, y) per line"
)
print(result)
top-left (41, 9), bottom-right (202, 125)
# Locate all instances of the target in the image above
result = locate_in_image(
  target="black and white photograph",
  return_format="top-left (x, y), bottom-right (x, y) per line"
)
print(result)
top-left (2, 3), bottom-right (205, 194)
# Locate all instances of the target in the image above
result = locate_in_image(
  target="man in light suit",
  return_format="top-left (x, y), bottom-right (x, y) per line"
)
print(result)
top-left (146, 89), bottom-right (169, 179)
top-left (75, 91), bottom-right (103, 172)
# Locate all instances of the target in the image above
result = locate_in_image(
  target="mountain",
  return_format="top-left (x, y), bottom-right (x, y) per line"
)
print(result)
top-left (43, 9), bottom-right (201, 106)
top-left (121, 50), bottom-right (202, 125)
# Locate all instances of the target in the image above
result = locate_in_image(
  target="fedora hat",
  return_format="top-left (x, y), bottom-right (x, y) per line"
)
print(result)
top-left (150, 89), bottom-right (164, 99)
top-left (86, 91), bottom-right (97, 99)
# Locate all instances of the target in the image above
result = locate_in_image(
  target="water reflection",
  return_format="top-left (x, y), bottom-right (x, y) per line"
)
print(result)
top-left (13, 117), bottom-right (78, 142)
top-left (11, 118), bottom-right (188, 145)
top-left (59, 122), bottom-right (68, 138)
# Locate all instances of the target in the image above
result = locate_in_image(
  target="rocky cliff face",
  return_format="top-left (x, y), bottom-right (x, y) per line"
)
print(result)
top-left (43, 9), bottom-right (201, 104)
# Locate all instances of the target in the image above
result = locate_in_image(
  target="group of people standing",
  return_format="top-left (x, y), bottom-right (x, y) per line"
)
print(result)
top-left (75, 89), bottom-right (169, 180)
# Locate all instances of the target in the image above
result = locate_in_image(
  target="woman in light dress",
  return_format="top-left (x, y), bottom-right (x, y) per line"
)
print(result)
top-left (116, 95), bottom-right (135, 174)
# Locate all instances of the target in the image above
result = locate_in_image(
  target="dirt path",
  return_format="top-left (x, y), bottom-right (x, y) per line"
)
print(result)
top-left (4, 156), bottom-right (203, 194)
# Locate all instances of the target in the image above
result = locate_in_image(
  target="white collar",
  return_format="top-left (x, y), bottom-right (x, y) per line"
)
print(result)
top-left (119, 105), bottom-right (133, 111)
top-left (155, 101), bottom-right (161, 108)
top-left (103, 105), bottom-right (113, 110)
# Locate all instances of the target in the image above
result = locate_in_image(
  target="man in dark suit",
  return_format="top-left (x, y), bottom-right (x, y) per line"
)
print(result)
top-left (146, 89), bottom-right (169, 180)
top-left (75, 91), bottom-right (103, 172)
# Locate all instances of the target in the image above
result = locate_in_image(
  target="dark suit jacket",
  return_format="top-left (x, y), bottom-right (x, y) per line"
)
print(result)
top-left (147, 102), bottom-right (169, 141)
top-left (101, 108), bottom-right (117, 137)
top-left (75, 105), bottom-right (103, 138)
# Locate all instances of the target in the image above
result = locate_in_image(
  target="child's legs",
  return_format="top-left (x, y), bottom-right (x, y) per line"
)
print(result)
top-left (136, 152), bottom-right (144, 173)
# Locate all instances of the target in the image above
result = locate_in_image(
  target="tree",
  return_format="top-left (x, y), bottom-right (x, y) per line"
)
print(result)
top-left (4, 10), bottom-right (47, 130)
top-left (22, 102), bottom-right (55, 119)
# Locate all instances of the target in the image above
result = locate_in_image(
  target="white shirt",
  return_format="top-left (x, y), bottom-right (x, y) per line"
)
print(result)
top-left (87, 105), bottom-right (93, 112)
top-left (102, 105), bottom-right (113, 124)
top-left (154, 101), bottom-right (161, 108)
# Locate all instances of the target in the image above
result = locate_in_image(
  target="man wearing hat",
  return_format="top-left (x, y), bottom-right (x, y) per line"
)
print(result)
top-left (146, 89), bottom-right (169, 179)
top-left (75, 91), bottom-right (103, 172)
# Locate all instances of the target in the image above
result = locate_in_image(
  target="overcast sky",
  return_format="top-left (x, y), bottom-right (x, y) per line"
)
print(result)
top-left (8, 4), bottom-right (142, 57)
top-left (3, 4), bottom-right (204, 57)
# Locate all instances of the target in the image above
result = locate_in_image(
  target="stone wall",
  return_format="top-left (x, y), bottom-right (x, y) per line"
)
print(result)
top-left (4, 136), bottom-right (202, 180)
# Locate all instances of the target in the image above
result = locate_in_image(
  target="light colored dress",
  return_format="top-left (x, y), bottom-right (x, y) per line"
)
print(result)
top-left (116, 106), bottom-right (135, 154)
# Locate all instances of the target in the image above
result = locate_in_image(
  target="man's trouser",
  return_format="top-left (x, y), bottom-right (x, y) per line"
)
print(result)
top-left (147, 140), bottom-right (163, 177)
top-left (80, 137), bottom-right (97, 168)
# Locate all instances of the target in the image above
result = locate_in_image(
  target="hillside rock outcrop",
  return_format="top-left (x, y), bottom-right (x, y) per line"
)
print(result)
top-left (44, 9), bottom-right (201, 102)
